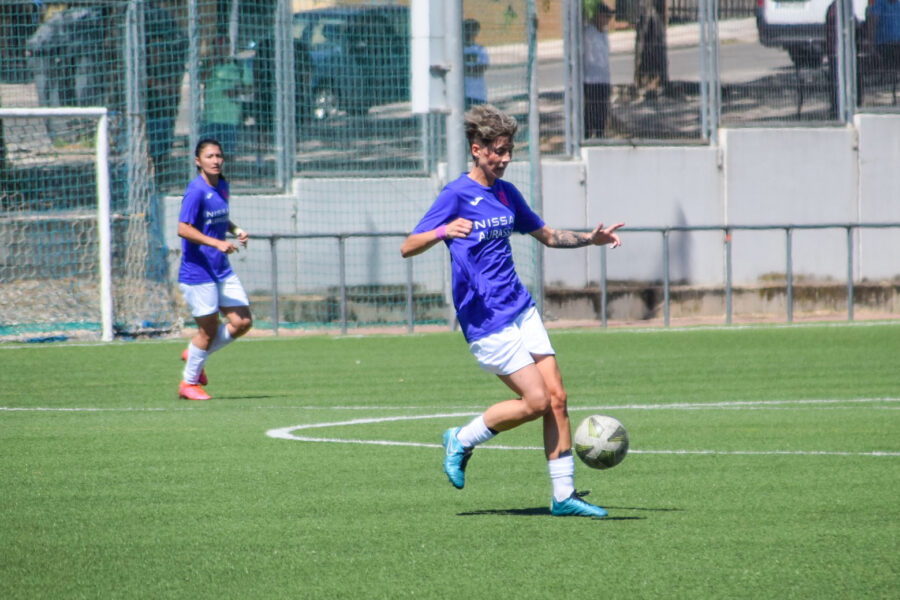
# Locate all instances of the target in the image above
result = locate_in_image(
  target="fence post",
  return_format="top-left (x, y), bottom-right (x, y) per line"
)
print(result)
top-left (270, 236), bottom-right (279, 336)
top-left (662, 229), bottom-right (670, 326)
top-left (338, 236), bottom-right (347, 335)
top-left (406, 258), bottom-right (415, 334)
top-left (846, 226), bottom-right (854, 321)
top-left (725, 228), bottom-right (732, 325)
top-left (785, 227), bottom-right (793, 323)
top-left (527, 0), bottom-right (544, 318)
top-left (600, 244), bottom-right (607, 328)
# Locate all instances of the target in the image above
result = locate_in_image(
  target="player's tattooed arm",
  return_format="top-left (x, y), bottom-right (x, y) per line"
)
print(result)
top-left (547, 229), bottom-right (592, 248)
top-left (531, 222), bottom-right (624, 249)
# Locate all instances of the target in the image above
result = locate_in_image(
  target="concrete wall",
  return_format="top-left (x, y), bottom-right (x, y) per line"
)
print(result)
top-left (164, 113), bottom-right (900, 294)
top-left (856, 114), bottom-right (900, 280)
top-left (543, 113), bottom-right (900, 287)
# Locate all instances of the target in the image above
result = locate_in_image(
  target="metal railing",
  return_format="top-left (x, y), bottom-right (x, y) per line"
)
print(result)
top-left (263, 231), bottom-right (411, 335)
top-left (255, 223), bottom-right (900, 334)
top-left (609, 223), bottom-right (900, 326)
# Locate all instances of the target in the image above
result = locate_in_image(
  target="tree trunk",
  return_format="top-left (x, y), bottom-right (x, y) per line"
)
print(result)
top-left (633, 0), bottom-right (668, 94)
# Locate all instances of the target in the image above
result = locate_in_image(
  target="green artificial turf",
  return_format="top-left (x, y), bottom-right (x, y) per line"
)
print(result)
top-left (1, 322), bottom-right (898, 599)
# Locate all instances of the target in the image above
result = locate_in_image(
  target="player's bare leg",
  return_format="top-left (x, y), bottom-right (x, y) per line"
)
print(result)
top-left (532, 355), bottom-right (607, 518)
top-left (442, 364), bottom-right (548, 489)
top-left (486, 363), bottom-right (551, 430)
top-left (220, 305), bottom-right (252, 339)
top-left (179, 312), bottom-right (218, 400)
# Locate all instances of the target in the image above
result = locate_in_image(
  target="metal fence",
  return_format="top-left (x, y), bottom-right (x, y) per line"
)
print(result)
top-left (2, 0), bottom-right (898, 191)
top-left (614, 223), bottom-right (900, 326)
top-left (248, 223), bottom-right (900, 335)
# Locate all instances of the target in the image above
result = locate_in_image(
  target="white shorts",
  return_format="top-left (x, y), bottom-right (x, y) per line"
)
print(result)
top-left (468, 305), bottom-right (555, 376)
top-left (179, 274), bottom-right (250, 318)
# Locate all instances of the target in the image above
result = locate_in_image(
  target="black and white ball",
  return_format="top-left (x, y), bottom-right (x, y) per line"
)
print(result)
top-left (573, 415), bottom-right (629, 470)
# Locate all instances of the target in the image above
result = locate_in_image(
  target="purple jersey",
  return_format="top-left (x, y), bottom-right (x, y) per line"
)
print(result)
top-left (412, 174), bottom-right (545, 342)
top-left (177, 174), bottom-right (234, 284)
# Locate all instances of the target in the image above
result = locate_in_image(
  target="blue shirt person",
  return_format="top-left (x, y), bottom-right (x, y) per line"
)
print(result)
top-left (175, 138), bottom-right (252, 401)
top-left (869, 0), bottom-right (900, 68)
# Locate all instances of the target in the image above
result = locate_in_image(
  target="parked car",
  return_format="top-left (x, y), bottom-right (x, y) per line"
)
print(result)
top-left (292, 5), bottom-right (410, 119)
top-left (756, 0), bottom-right (868, 67)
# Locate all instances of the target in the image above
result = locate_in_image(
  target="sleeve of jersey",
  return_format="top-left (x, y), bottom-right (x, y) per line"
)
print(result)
top-left (411, 188), bottom-right (458, 235)
top-left (507, 184), bottom-right (545, 233)
top-left (178, 183), bottom-right (202, 226)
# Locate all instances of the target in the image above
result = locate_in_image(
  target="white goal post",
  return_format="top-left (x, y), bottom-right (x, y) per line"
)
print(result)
top-left (0, 107), bottom-right (113, 341)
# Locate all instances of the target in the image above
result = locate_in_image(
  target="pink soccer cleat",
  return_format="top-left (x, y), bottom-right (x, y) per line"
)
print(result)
top-left (178, 381), bottom-right (210, 401)
top-left (181, 348), bottom-right (208, 386)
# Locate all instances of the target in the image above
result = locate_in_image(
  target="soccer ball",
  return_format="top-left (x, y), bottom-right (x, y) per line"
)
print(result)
top-left (573, 415), bottom-right (629, 470)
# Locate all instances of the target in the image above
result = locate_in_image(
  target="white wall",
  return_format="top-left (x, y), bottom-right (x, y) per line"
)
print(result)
top-left (856, 114), bottom-right (900, 281)
top-left (721, 127), bottom-right (858, 283)
top-left (542, 113), bottom-right (900, 287)
top-left (580, 145), bottom-right (722, 286)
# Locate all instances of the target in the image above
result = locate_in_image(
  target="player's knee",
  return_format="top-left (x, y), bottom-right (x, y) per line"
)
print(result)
top-left (522, 390), bottom-right (551, 419)
top-left (548, 387), bottom-right (567, 412)
top-left (234, 315), bottom-right (252, 336)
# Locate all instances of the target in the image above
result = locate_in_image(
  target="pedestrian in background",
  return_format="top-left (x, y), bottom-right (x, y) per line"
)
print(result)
top-left (200, 36), bottom-right (250, 157)
top-left (869, 0), bottom-right (900, 71)
top-left (463, 18), bottom-right (489, 109)
top-left (583, 1), bottom-right (614, 138)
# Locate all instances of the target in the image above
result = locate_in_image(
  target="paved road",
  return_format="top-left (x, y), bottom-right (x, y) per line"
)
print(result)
top-left (487, 18), bottom-right (791, 92)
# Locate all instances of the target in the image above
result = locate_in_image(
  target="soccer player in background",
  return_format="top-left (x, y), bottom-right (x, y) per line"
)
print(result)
top-left (176, 138), bottom-right (252, 400)
top-left (400, 104), bottom-right (624, 517)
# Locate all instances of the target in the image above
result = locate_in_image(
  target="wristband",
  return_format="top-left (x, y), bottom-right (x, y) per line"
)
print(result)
top-left (233, 228), bottom-right (245, 237)
top-left (434, 225), bottom-right (447, 240)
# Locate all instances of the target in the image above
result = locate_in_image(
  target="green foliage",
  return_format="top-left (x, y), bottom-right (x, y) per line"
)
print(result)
top-left (583, 0), bottom-right (602, 20)
top-left (1, 323), bottom-right (898, 598)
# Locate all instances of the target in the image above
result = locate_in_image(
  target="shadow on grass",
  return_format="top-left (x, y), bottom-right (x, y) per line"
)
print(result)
top-left (457, 490), bottom-right (679, 518)
top-left (605, 506), bottom-right (685, 512)
top-left (457, 507), bottom-right (646, 520)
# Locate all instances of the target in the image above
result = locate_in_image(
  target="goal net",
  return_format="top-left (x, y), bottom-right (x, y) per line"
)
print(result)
top-left (0, 107), bottom-right (180, 342)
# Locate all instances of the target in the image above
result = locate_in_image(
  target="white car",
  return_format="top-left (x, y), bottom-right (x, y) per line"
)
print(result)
top-left (756, 0), bottom-right (868, 67)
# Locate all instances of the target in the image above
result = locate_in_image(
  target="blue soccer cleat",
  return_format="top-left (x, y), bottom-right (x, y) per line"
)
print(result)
top-left (550, 492), bottom-right (607, 518)
top-left (442, 426), bottom-right (473, 489)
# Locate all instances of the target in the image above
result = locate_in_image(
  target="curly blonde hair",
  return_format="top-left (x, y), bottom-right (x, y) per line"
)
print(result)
top-left (464, 104), bottom-right (518, 148)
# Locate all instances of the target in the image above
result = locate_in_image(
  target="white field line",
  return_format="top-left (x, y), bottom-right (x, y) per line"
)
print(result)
top-left (3, 400), bottom-right (897, 456)
top-left (264, 400), bottom-right (900, 457)
top-left (0, 406), bottom-right (184, 412)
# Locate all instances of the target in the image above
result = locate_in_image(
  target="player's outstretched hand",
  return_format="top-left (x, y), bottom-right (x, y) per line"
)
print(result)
top-left (590, 222), bottom-right (624, 248)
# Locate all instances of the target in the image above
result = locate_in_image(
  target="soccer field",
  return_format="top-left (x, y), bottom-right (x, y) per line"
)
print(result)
top-left (1, 323), bottom-right (898, 599)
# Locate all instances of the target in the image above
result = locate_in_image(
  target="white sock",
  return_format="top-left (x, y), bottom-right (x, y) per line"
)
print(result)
top-left (207, 324), bottom-right (233, 354)
top-left (548, 452), bottom-right (576, 502)
top-left (455, 415), bottom-right (496, 449)
top-left (183, 343), bottom-right (208, 384)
